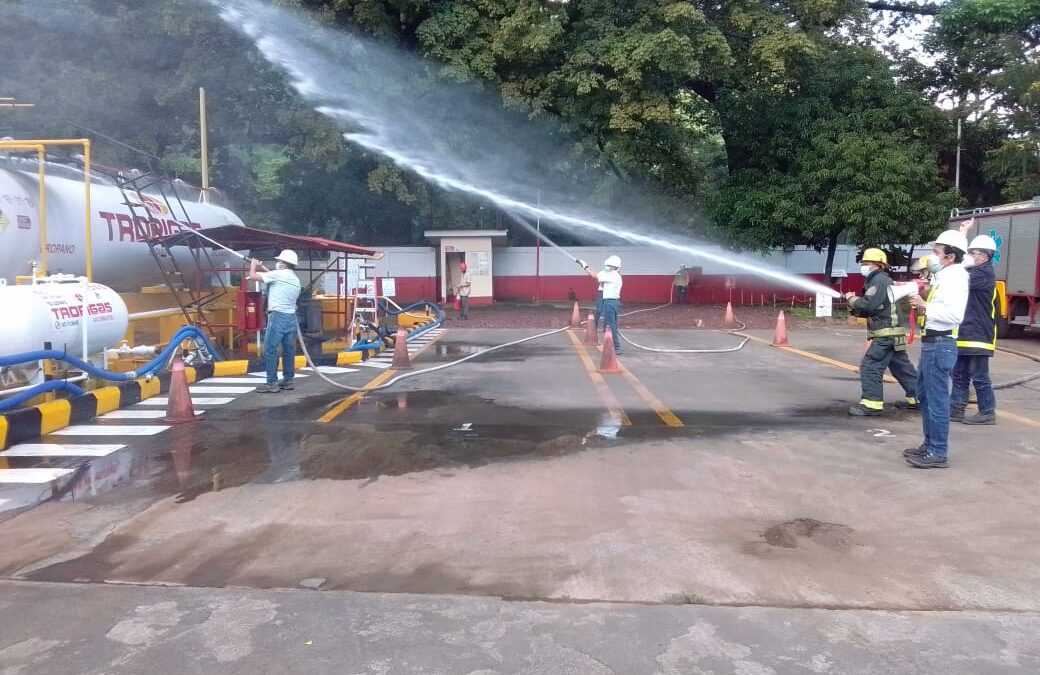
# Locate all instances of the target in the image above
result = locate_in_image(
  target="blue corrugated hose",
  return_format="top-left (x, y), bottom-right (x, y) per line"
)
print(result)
top-left (0, 380), bottom-right (86, 412)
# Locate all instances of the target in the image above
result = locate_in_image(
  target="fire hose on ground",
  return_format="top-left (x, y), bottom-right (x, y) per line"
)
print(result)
top-left (0, 325), bottom-right (221, 412)
top-left (993, 346), bottom-right (1040, 390)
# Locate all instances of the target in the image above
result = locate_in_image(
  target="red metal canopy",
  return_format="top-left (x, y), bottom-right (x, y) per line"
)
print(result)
top-left (156, 224), bottom-right (378, 257)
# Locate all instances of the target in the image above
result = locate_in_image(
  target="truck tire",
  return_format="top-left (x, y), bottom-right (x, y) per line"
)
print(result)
top-left (1000, 299), bottom-right (1029, 339)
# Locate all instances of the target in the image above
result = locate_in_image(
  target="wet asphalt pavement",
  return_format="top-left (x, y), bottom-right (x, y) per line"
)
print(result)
top-left (3, 325), bottom-right (1040, 672)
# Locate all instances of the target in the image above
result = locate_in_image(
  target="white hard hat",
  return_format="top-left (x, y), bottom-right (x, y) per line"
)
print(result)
top-left (968, 234), bottom-right (997, 252)
top-left (275, 249), bottom-right (299, 266)
top-left (933, 229), bottom-right (968, 253)
top-left (604, 255), bottom-right (622, 268)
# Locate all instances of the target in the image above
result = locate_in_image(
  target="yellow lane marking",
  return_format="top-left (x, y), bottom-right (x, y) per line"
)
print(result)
top-left (319, 368), bottom-right (397, 423)
top-left (741, 333), bottom-right (897, 384)
top-left (566, 331), bottom-right (631, 427)
top-left (319, 330), bottom-right (443, 423)
top-left (618, 363), bottom-right (684, 427)
top-left (744, 333), bottom-right (1040, 427)
top-left (998, 409), bottom-right (1040, 428)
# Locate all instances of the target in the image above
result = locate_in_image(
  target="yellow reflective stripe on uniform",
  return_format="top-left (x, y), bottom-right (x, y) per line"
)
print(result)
top-left (859, 399), bottom-right (884, 410)
top-left (869, 327), bottom-right (907, 338)
top-left (956, 340), bottom-right (996, 351)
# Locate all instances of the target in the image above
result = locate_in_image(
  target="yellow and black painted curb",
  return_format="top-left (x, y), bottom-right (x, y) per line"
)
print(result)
top-left (0, 317), bottom-right (439, 451)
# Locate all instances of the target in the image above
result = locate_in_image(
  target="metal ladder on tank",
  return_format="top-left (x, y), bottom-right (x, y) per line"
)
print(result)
top-left (105, 167), bottom-right (226, 354)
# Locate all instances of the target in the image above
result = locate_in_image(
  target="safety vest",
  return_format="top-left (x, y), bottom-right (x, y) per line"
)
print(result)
top-left (917, 286), bottom-right (936, 329)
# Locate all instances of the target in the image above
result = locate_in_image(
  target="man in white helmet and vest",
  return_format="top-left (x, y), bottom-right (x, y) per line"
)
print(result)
top-left (249, 249), bottom-right (303, 393)
top-left (905, 229), bottom-right (970, 468)
top-left (582, 255), bottom-right (623, 354)
top-left (951, 223), bottom-right (999, 425)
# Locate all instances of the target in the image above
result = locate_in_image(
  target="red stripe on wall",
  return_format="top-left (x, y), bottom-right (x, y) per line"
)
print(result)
top-left (495, 274), bottom-right (862, 304)
top-left (377, 274), bottom-right (863, 305)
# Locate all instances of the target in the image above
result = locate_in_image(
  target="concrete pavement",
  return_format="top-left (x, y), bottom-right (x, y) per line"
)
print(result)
top-left (2, 580), bottom-right (1038, 674)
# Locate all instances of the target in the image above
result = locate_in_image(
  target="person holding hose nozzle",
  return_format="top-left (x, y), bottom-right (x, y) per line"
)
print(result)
top-left (844, 248), bottom-right (919, 417)
top-left (952, 222), bottom-right (999, 425)
top-left (904, 229), bottom-right (970, 469)
top-left (579, 256), bottom-right (623, 354)
top-left (248, 249), bottom-right (302, 393)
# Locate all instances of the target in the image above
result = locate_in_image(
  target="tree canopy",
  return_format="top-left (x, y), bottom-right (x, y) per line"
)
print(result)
top-left (2, 0), bottom-right (1035, 271)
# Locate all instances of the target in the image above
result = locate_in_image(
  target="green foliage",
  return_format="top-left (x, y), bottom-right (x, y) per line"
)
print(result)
top-left (3, 0), bottom-right (1023, 257)
top-left (711, 46), bottom-right (955, 274)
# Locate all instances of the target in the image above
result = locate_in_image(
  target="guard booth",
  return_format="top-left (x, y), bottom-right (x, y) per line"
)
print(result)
top-left (424, 229), bottom-right (507, 304)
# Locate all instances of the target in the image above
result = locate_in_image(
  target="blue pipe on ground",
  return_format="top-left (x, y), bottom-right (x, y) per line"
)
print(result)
top-left (0, 380), bottom-right (86, 412)
top-left (0, 326), bottom-right (222, 382)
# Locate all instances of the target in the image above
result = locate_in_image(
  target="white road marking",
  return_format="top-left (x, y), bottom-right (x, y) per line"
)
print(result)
top-left (0, 468), bottom-right (76, 484)
top-left (135, 397), bottom-right (235, 406)
top-left (303, 366), bottom-right (358, 374)
top-left (1, 443), bottom-right (124, 458)
top-left (189, 386), bottom-right (256, 394)
top-left (53, 425), bottom-right (170, 436)
top-left (248, 371), bottom-right (311, 378)
top-left (101, 410), bottom-right (202, 419)
top-left (202, 377), bottom-right (272, 384)
top-left (358, 361), bottom-right (392, 369)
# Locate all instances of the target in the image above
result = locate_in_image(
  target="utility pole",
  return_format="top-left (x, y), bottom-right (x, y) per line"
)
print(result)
top-left (199, 87), bottom-right (210, 203)
top-left (954, 116), bottom-right (962, 194)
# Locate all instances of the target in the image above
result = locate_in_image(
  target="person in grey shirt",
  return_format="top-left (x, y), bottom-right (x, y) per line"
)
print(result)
top-left (249, 249), bottom-right (302, 393)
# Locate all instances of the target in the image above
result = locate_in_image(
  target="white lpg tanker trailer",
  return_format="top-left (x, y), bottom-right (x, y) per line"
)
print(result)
top-left (0, 152), bottom-right (245, 407)
top-left (0, 154), bottom-right (243, 288)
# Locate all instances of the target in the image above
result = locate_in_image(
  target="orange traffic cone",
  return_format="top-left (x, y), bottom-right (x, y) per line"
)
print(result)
top-left (584, 313), bottom-right (598, 345)
top-left (599, 330), bottom-right (622, 373)
top-left (570, 301), bottom-right (581, 329)
top-left (772, 311), bottom-right (789, 346)
top-left (391, 327), bottom-right (412, 369)
top-left (162, 356), bottom-right (199, 424)
top-left (724, 301), bottom-right (736, 327)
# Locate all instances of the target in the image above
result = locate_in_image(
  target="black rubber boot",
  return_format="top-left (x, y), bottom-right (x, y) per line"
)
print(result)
top-left (962, 412), bottom-right (996, 426)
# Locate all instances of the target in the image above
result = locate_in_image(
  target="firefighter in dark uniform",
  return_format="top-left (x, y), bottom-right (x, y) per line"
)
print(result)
top-left (845, 248), bottom-right (919, 416)
top-left (950, 234), bottom-right (999, 425)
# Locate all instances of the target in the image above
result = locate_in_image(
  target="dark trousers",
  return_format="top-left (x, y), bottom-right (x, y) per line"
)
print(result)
top-left (594, 294), bottom-right (604, 331)
top-left (859, 337), bottom-right (917, 406)
top-left (951, 354), bottom-right (996, 414)
top-left (918, 336), bottom-right (958, 459)
top-left (459, 295), bottom-right (470, 319)
top-left (675, 285), bottom-right (688, 304)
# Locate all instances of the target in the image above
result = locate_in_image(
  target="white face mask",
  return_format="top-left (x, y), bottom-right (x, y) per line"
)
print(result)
top-left (927, 259), bottom-right (943, 274)
top-left (962, 256), bottom-right (977, 269)
top-left (860, 265), bottom-right (874, 277)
